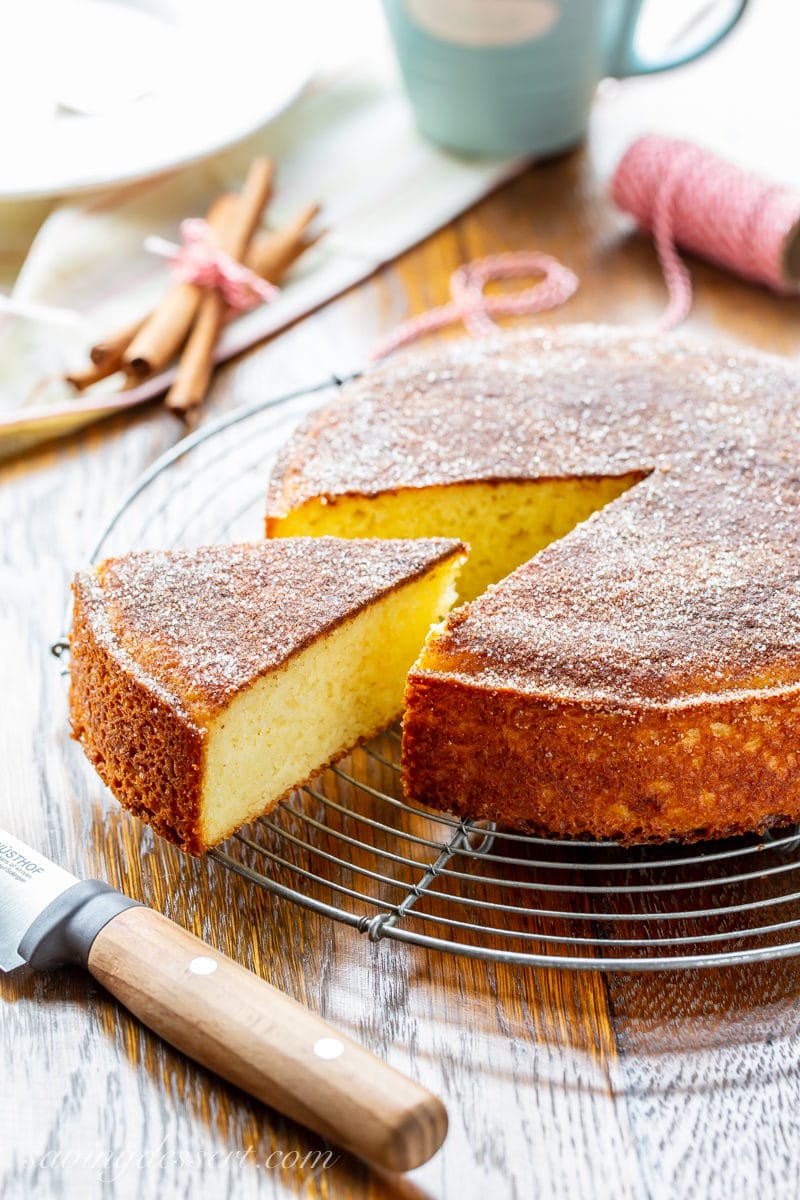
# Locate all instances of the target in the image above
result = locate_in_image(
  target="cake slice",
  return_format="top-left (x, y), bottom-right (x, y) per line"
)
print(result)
top-left (70, 537), bottom-right (465, 854)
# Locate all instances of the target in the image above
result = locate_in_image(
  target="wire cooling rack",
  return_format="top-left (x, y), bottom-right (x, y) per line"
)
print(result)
top-left (63, 380), bottom-right (800, 972)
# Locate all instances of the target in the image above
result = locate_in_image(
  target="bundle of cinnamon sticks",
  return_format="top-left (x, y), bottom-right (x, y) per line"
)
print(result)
top-left (67, 157), bottom-right (321, 414)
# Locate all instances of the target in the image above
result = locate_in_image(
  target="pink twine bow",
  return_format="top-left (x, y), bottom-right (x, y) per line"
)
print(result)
top-left (146, 218), bottom-right (279, 313)
top-left (370, 251), bottom-right (579, 360)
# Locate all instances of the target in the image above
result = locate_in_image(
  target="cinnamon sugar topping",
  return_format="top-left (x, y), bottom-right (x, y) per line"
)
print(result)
top-left (268, 326), bottom-right (800, 706)
top-left (75, 538), bottom-right (463, 719)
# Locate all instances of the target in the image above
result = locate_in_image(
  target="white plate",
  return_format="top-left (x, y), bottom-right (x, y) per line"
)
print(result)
top-left (0, 0), bottom-right (316, 199)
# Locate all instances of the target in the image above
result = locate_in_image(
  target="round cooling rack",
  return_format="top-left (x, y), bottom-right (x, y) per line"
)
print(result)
top-left (60, 381), bottom-right (800, 972)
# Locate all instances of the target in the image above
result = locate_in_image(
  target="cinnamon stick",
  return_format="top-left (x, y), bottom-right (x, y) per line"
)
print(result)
top-left (247, 203), bottom-right (321, 279)
top-left (90, 318), bottom-right (145, 368)
top-left (166, 158), bottom-right (274, 412)
top-left (122, 190), bottom-right (255, 380)
top-left (65, 359), bottom-right (123, 391)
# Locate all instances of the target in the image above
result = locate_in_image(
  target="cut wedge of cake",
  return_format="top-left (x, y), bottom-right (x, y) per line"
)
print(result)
top-left (70, 537), bottom-right (465, 853)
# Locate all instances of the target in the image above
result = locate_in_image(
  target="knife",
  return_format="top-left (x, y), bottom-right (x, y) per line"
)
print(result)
top-left (0, 828), bottom-right (447, 1171)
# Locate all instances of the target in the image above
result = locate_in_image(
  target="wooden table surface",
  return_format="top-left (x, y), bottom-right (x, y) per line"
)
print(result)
top-left (4, 6), bottom-right (800, 1198)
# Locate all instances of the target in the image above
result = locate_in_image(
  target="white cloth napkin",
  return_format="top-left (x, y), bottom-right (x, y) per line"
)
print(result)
top-left (0, 57), bottom-right (523, 457)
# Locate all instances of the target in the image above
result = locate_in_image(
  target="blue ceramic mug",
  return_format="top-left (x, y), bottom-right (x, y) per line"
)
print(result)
top-left (382, 0), bottom-right (750, 157)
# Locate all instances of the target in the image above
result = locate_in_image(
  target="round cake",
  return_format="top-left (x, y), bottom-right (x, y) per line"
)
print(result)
top-left (266, 326), bottom-right (800, 843)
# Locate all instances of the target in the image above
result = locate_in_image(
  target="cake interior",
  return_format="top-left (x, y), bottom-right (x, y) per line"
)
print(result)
top-left (199, 552), bottom-right (464, 846)
top-left (268, 475), bottom-right (644, 601)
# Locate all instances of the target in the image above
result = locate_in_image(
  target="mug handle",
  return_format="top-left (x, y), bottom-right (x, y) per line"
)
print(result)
top-left (610, 0), bottom-right (750, 78)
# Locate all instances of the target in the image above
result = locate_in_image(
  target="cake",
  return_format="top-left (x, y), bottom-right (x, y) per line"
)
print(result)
top-left (70, 537), bottom-right (465, 853)
top-left (266, 326), bottom-right (800, 843)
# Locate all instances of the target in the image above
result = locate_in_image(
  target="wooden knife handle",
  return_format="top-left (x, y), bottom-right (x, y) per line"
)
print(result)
top-left (87, 906), bottom-right (447, 1171)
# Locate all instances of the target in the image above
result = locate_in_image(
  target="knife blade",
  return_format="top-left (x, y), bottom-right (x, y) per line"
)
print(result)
top-left (0, 830), bottom-right (133, 971)
top-left (0, 827), bottom-right (447, 1171)
top-left (0, 832), bottom-right (76, 970)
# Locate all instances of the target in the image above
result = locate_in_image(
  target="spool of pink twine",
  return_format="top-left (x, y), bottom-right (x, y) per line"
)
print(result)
top-left (612, 134), bottom-right (800, 330)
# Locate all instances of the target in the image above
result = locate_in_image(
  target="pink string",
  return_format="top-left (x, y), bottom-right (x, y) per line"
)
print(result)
top-left (370, 251), bottom-right (579, 360)
top-left (612, 134), bottom-right (800, 331)
top-left (167, 218), bottom-right (279, 312)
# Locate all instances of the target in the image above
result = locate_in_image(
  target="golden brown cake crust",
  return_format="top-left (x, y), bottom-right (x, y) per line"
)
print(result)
top-left (269, 326), bottom-right (800, 842)
top-left (70, 575), bottom-right (206, 853)
top-left (70, 538), bottom-right (464, 854)
top-left (402, 677), bottom-right (800, 844)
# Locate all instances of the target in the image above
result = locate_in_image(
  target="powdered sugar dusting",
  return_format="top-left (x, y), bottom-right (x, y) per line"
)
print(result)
top-left (268, 326), bottom-right (800, 706)
top-left (74, 538), bottom-right (463, 719)
top-left (435, 460), bottom-right (800, 705)
top-left (267, 327), bottom-right (798, 511)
